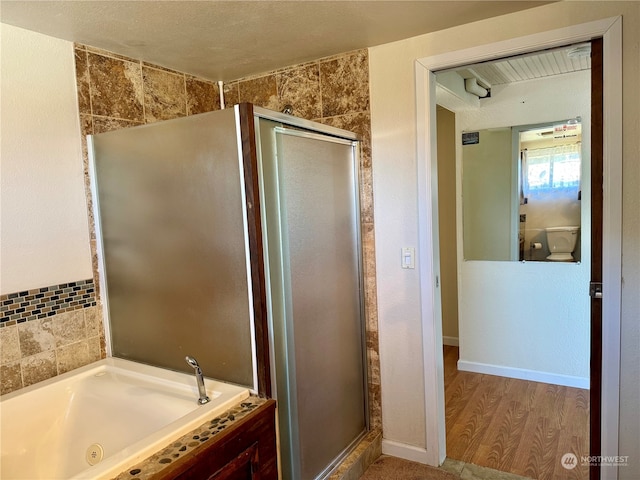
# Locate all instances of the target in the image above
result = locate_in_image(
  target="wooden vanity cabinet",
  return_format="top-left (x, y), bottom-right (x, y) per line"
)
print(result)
top-left (158, 400), bottom-right (277, 480)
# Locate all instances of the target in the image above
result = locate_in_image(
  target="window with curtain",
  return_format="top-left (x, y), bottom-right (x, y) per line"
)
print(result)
top-left (521, 143), bottom-right (581, 198)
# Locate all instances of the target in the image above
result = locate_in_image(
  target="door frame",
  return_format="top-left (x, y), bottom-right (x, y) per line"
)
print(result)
top-left (414, 17), bottom-right (622, 478)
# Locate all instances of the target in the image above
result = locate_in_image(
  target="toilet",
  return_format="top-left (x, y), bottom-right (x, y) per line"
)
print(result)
top-left (545, 226), bottom-right (580, 261)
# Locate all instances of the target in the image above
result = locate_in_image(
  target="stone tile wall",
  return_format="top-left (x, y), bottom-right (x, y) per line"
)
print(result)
top-left (227, 49), bottom-right (381, 429)
top-left (0, 295), bottom-right (103, 394)
top-left (75, 45), bottom-right (380, 429)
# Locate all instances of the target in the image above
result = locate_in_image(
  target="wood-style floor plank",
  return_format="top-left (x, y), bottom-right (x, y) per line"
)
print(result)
top-left (444, 346), bottom-right (589, 480)
top-left (476, 397), bottom-right (530, 472)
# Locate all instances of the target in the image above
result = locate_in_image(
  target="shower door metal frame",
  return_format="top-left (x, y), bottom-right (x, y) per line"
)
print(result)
top-left (252, 106), bottom-right (370, 479)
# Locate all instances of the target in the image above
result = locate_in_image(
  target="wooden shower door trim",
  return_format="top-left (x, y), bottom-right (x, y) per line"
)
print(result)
top-left (238, 102), bottom-right (272, 398)
top-left (589, 37), bottom-right (604, 480)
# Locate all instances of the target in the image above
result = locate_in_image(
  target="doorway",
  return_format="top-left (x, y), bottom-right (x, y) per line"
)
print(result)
top-left (435, 43), bottom-right (592, 478)
top-left (414, 17), bottom-right (622, 480)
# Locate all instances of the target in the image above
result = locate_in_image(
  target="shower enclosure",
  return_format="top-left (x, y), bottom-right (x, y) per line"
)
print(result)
top-left (89, 104), bottom-right (368, 479)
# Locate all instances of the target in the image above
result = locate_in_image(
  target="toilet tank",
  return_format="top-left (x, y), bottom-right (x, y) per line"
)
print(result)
top-left (545, 226), bottom-right (580, 253)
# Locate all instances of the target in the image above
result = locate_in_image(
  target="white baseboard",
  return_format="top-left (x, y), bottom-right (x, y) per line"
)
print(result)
top-left (442, 336), bottom-right (459, 346)
top-left (457, 360), bottom-right (590, 389)
top-left (381, 439), bottom-right (436, 466)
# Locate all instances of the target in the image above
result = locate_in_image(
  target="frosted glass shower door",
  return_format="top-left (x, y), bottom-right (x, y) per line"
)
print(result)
top-left (266, 127), bottom-right (367, 479)
top-left (90, 108), bottom-right (255, 388)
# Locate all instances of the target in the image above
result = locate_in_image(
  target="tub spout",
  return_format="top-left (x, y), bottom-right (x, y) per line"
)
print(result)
top-left (185, 356), bottom-right (210, 405)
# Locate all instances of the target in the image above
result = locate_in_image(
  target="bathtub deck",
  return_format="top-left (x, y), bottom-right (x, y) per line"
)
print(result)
top-left (112, 396), bottom-right (271, 479)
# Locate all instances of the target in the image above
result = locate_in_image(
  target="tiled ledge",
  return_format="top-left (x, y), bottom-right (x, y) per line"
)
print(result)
top-left (112, 396), bottom-right (268, 480)
top-left (329, 429), bottom-right (382, 480)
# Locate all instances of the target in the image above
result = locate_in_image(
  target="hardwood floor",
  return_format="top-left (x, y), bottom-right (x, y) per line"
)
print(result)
top-left (444, 346), bottom-right (590, 480)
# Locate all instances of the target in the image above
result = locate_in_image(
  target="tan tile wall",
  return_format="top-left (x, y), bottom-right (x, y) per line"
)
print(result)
top-left (73, 45), bottom-right (380, 429)
top-left (0, 305), bottom-right (104, 394)
top-left (229, 50), bottom-right (380, 429)
top-left (1, 278), bottom-right (103, 395)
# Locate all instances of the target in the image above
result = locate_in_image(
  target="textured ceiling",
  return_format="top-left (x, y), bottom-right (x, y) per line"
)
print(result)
top-left (1, 1), bottom-right (552, 82)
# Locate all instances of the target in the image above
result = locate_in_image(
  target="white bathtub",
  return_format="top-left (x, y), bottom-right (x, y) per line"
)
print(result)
top-left (0, 358), bottom-right (250, 480)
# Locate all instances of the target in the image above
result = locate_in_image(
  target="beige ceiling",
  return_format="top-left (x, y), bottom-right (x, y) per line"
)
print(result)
top-left (1, 1), bottom-right (552, 82)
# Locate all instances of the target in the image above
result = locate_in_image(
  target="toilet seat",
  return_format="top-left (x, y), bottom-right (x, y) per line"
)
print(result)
top-left (547, 252), bottom-right (574, 261)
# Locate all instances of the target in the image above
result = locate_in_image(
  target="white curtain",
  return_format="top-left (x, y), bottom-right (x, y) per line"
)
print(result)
top-left (523, 143), bottom-right (581, 194)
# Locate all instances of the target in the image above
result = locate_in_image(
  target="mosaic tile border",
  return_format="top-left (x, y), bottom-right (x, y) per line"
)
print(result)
top-left (113, 396), bottom-right (267, 480)
top-left (0, 279), bottom-right (96, 327)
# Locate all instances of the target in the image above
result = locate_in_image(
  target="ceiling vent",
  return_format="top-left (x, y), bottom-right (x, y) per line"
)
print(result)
top-left (464, 77), bottom-right (490, 98)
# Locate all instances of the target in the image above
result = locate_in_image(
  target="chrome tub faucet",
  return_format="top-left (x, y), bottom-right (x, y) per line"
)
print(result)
top-left (185, 356), bottom-right (210, 405)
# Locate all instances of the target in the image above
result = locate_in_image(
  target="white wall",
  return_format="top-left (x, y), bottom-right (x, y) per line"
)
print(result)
top-left (0, 23), bottom-right (92, 294)
top-left (461, 128), bottom-right (513, 261)
top-left (369, 3), bottom-right (639, 477)
top-left (452, 70), bottom-right (591, 386)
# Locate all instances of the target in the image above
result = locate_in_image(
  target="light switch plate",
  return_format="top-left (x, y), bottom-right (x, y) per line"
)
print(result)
top-left (402, 247), bottom-right (415, 269)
